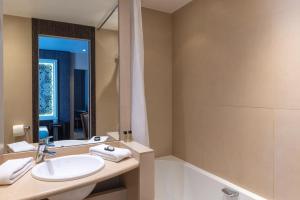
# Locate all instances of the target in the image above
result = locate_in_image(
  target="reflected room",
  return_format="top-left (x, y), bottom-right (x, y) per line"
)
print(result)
top-left (2, 0), bottom-right (119, 149)
top-left (38, 36), bottom-right (91, 141)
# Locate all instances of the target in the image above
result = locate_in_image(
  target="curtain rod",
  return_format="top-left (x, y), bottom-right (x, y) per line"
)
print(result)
top-left (96, 4), bottom-right (118, 30)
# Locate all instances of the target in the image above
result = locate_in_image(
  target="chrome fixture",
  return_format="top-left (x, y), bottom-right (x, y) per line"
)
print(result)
top-left (35, 136), bottom-right (56, 163)
top-left (222, 188), bottom-right (239, 200)
top-left (23, 125), bottom-right (31, 135)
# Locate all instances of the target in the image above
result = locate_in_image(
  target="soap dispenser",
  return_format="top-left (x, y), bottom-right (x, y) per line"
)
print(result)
top-left (128, 130), bottom-right (133, 142)
top-left (122, 131), bottom-right (128, 142)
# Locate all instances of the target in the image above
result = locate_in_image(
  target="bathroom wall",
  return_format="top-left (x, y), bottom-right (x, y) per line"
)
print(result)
top-left (2, 15), bottom-right (120, 143)
top-left (95, 29), bottom-right (119, 135)
top-left (2, 9), bottom-right (174, 157)
top-left (119, 0), bottom-right (131, 132)
top-left (142, 8), bottom-right (173, 157)
top-left (0, 0), bottom-right (4, 153)
top-left (3, 15), bottom-right (32, 145)
top-left (271, 1), bottom-right (300, 199)
top-left (173, 0), bottom-right (300, 199)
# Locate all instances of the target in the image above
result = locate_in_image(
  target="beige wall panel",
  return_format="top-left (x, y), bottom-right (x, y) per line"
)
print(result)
top-left (0, 0), bottom-right (4, 153)
top-left (274, 110), bottom-right (300, 200)
top-left (3, 15), bottom-right (32, 145)
top-left (119, 0), bottom-right (132, 131)
top-left (172, 0), bottom-right (276, 198)
top-left (3, 16), bottom-right (121, 142)
top-left (95, 29), bottom-right (119, 135)
top-left (142, 8), bottom-right (173, 157)
top-left (272, 1), bottom-right (300, 199)
top-left (271, 3), bottom-right (300, 110)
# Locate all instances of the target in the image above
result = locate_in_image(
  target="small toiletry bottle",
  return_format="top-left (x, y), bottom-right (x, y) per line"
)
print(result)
top-left (128, 130), bottom-right (133, 142)
top-left (123, 131), bottom-right (128, 142)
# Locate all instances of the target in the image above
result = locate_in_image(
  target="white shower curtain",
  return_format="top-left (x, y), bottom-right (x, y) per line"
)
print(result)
top-left (131, 0), bottom-right (149, 146)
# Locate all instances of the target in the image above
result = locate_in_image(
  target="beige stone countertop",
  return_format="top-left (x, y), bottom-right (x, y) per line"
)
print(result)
top-left (0, 157), bottom-right (139, 200)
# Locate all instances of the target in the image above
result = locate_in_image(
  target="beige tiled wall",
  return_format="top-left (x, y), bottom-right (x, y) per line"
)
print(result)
top-left (142, 8), bottom-right (173, 157)
top-left (173, 0), bottom-right (300, 199)
top-left (274, 110), bottom-right (300, 200)
top-left (119, 0), bottom-right (132, 132)
top-left (2, 15), bottom-right (122, 144)
top-left (95, 29), bottom-right (119, 135)
top-left (0, 0), bottom-right (4, 153)
top-left (1, 8), bottom-right (174, 157)
top-left (272, 2), bottom-right (300, 199)
top-left (3, 15), bottom-right (32, 145)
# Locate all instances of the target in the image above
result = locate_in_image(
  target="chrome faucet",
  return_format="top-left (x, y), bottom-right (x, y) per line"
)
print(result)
top-left (35, 136), bottom-right (56, 163)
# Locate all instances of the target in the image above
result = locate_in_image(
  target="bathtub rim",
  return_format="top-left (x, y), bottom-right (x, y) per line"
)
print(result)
top-left (156, 155), bottom-right (267, 200)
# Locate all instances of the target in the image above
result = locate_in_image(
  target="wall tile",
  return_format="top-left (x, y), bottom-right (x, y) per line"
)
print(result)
top-left (272, 9), bottom-right (300, 109)
top-left (274, 110), bottom-right (300, 200)
top-left (173, 0), bottom-right (276, 109)
top-left (173, 106), bottom-right (274, 199)
top-left (143, 8), bottom-right (173, 157)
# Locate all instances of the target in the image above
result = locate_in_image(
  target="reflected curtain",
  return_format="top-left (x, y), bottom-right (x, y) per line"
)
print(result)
top-left (131, 0), bottom-right (149, 146)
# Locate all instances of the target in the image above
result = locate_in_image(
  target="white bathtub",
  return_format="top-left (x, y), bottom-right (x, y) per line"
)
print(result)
top-left (155, 156), bottom-right (267, 200)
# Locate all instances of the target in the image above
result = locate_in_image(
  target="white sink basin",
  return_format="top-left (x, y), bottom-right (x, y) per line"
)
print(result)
top-left (31, 154), bottom-right (105, 181)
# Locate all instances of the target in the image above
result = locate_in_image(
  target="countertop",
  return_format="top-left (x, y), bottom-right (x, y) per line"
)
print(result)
top-left (0, 157), bottom-right (139, 200)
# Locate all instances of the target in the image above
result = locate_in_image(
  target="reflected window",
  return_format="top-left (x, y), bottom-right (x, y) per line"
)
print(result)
top-left (39, 59), bottom-right (58, 120)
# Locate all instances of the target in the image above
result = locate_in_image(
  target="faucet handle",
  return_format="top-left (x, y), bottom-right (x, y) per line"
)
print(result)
top-left (39, 136), bottom-right (53, 146)
top-left (37, 136), bottom-right (54, 155)
top-left (43, 149), bottom-right (56, 157)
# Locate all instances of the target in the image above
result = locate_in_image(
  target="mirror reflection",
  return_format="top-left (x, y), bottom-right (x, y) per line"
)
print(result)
top-left (38, 36), bottom-right (91, 141)
top-left (2, 0), bottom-right (119, 152)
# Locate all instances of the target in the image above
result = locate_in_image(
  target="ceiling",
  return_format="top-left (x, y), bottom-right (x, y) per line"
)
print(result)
top-left (39, 36), bottom-right (89, 54)
top-left (3, 0), bottom-right (118, 29)
top-left (101, 8), bottom-right (119, 31)
top-left (142, 0), bottom-right (192, 13)
top-left (3, 0), bottom-right (192, 30)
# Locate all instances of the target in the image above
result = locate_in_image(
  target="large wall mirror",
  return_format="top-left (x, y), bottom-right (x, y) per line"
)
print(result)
top-left (2, 0), bottom-right (120, 152)
top-left (32, 19), bottom-right (97, 143)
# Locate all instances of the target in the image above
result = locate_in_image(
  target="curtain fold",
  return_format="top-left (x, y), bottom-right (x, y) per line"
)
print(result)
top-left (131, 0), bottom-right (149, 146)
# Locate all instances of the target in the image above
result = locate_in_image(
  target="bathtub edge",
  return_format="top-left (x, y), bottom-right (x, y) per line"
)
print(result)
top-left (156, 155), bottom-right (268, 200)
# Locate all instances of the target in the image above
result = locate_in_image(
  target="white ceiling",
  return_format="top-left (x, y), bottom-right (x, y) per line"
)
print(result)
top-left (101, 7), bottom-right (119, 31)
top-left (142, 0), bottom-right (192, 13)
top-left (3, 0), bottom-right (192, 31)
top-left (3, 0), bottom-right (118, 29)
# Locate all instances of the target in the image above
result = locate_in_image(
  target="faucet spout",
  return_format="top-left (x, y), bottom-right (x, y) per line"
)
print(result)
top-left (35, 137), bottom-right (56, 163)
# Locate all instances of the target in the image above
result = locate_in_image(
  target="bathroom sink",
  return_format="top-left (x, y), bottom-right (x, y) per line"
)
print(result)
top-left (31, 154), bottom-right (105, 181)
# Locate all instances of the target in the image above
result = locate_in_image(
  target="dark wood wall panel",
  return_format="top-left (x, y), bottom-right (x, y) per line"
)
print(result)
top-left (32, 19), bottom-right (96, 142)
